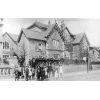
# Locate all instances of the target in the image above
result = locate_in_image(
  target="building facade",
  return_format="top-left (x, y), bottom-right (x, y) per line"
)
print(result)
top-left (89, 47), bottom-right (100, 62)
top-left (0, 32), bottom-right (18, 60)
top-left (17, 21), bottom-right (90, 65)
top-left (17, 22), bottom-right (48, 65)
top-left (60, 21), bottom-right (90, 61)
top-left (17, 21), bottom-right (66, 65)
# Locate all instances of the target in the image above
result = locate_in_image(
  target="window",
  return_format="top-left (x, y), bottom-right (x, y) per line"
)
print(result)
top-left (3, 54), bottom-right (9, 59)
top-left (3, 42), bottom-right (9, 50)
top-left (53, 40), bottom-right (59, 48)
top-left (46, 43), bottom-right (49, 49)
top-left (35, 43), bottom-right (43, 51)
top-left (46, 51), bottom-right (49, 57)
top-left (93, 50), bottom-right (94, 54)
top-left (53, 54), bottom-right (59, 59)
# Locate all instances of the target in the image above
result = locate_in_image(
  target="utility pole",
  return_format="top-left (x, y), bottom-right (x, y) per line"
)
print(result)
top-left (87, 46), bottom-right (90, 73)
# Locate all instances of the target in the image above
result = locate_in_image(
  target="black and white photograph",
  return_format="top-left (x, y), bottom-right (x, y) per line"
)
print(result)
top-left (1, 1), bottom-right (100, 100)
top-left (0, 18), bottom-right (100, 81)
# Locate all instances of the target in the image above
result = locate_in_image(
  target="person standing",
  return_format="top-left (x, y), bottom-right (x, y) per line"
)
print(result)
top-left (59, 63), bottom-right (63, 78)
top-left (25, 66), bottom-right (29, 81)
top-left (29, 67), bottom-right (32, 80)
top-left (54, 63), bottom-right (59, 80)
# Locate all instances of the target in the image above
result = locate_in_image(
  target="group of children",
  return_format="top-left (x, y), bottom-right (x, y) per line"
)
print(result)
top-left (14, 61), bottom-right (63, 81)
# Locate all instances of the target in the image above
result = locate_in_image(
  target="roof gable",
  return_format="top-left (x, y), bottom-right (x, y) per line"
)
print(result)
top-left (90, 47), bottom-right (100, 53)
top-left (65, 27), bottom-right (74, 37)
top-left (72, 33), bottom-right (84, 44)
top-left (45, 23), bottom-right (61, 38)
top-left (2, 32), bottom-right (18, 45)
top-left (60, 26), bottom-right (75, 42)
top-left (22, 28), bottom-right (47, 41)
top-left (27, 21), bottom-right (49, 30)
top-left (18, 28), bottom-right (47, 42)
top-left (9, 34), bottom-right (18, 42)
top-left (72, 33), bottom-right (90, 45)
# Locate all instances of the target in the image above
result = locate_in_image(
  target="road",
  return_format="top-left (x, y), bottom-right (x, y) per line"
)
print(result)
top-left (50, 64), bottom-right (100, 81)
top-left (49, 70), bottom-right (100, 81)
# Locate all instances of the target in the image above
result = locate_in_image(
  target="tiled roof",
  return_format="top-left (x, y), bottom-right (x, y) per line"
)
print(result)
top-left (44, 24), bottom-right (56, 37)
top-left (27, 21), bottom-right (49, 29)
top-left (2, 32), bottom-right (18, 44)
top-left (72, 33), bottom-right (85, 44)
top-left (9, 34), bottom-right (18, 42)
top-left (90, 46), bottom-right (100, 53)
top-left (65, 27), bottom-right (74, 37)
top-left (22, 23), bottom-right (60, 41)
top-left (22, 28), bottom-right (47, 41)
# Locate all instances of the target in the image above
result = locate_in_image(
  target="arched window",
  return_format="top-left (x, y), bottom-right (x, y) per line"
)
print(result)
top-left (3, 42), bottom-right (9, 50)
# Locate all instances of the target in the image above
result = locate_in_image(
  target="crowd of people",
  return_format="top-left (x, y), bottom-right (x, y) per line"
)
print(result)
top-left (14, 61), bottom-right (63, 81)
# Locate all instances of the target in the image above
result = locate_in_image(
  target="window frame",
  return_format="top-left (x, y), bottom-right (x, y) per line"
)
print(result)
top-left (35, 43), bottom-right (43, 51)
top-left (3, 54), bottom-right (10, 59)
top-left (52, 39), bottom-right (59, 48)
top-left (2, 42), bottom-right (10, 50)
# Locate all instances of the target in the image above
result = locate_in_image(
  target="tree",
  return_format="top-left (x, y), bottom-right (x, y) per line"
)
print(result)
top-left (17, 43), bottom-right (28, 67)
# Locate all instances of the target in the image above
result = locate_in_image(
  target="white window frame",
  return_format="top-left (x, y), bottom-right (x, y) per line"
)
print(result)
top-left (53, 39), bottom-right (59, 48)
top-left (2, 42), bottom-right (10, 50)
top-left (3, 54), bottom-right (10, 59)
top-left (46, 43), bottom-right (49, 49)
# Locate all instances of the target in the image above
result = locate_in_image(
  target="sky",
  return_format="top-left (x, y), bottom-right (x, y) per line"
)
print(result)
top-left (1, 18), bottom-right (100, 47)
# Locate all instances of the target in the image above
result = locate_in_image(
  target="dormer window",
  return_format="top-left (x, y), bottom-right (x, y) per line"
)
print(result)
top-left (3, 42), bottom-right (10, 50)
top-left (35, 43), bottom-right (43, 51)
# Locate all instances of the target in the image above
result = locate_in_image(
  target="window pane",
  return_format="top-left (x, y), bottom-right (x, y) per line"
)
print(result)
top-left (3, 42), bottom-right (9, 50)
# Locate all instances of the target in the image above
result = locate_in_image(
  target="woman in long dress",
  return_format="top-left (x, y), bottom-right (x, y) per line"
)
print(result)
top-left (29, 67), bottom-right (32, 80)
top-left (59, 65), bottom-right (63, 77)
top-left (54, 64), bottom-right (59, 80)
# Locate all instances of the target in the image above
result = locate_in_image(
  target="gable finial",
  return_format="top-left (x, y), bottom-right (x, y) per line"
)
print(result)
top-left (61, 19), bottom-right (65, 30)
top-left (48, 20), bottom-right (51, 25)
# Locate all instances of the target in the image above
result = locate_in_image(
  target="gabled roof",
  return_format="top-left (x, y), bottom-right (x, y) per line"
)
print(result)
top-left (18, 22), bottom-right (62, 43)
top-left (27, 21), bottom-right (49, 30)
top-left (72, 33), bottom-right (85, 44)
top-left (60, 26), bottom-right (75, 42)
top-left (65, 27), bottom-right (74, 37)
top-left (20, 28), bottom-right (47, 41)
top-left (90, 46), bottom-right (100, 53)
top-left (9, 34), bottom-right (18, 42)
top-left (2, 32), bottom-right (18, 45)
top-left (45, 23), bottom-right (60, 38)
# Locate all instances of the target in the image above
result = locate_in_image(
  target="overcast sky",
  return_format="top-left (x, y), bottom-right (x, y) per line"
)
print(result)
top-left (2, 18), bottom-right (100, 47)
